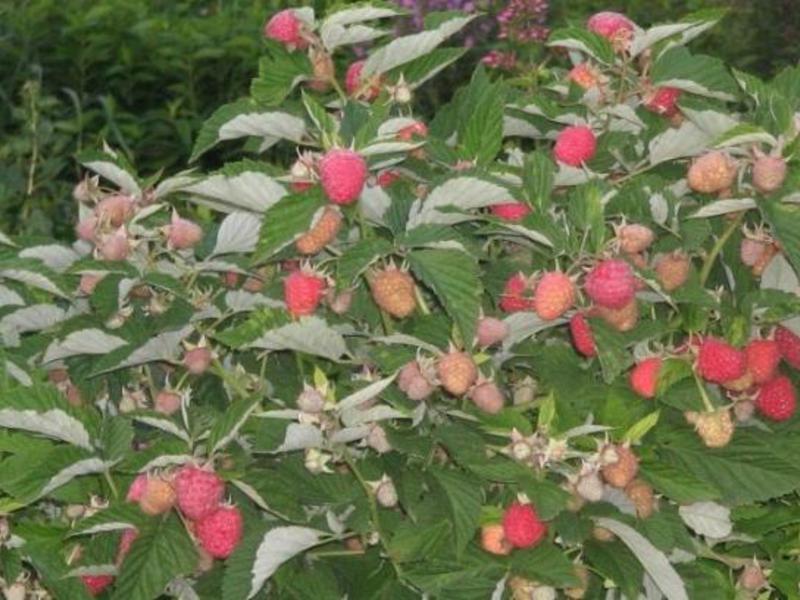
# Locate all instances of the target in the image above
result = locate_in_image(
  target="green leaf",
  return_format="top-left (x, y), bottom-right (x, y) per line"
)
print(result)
top-left (250, 45), bottom-right (311, 106)
top-left (337, 238), bottom-right (394, 285)
top-left (408, 249), bottom-right (482, 347)
top-left (522, 151), bottom-right (555, 211)
top-left (640, 460), bottom-right (720, 504)
top-left (70, 503), bottom-right (146, 536)
top-left (393, 48), bottom-right (467, 87)
top-left (760, 199), bottom-right (800, 275)
top-left (457, 68), bottom-right (505, 166)
top-left (253, 188), bottom-right (326, 263)
top-left (584, 540), bottom-right (644, 599)
top-left (429, 468), bottom-right (482, 558)
top-left (112, 513), bottom-right (197, 600)
top-left (207, 397), bottom-right (260, 454)
top-left (510, 542), bottom-right (581, 587)
top-left (214, 308), bottom-right (291, 349)
top-left (547, 27), bottom-right (615, 64)
top-left (652, 46), bottom-right (738, 100)
top-left (623, 410), bottom-right (660, 444)
top-left (220, 519), bottom-right (270, 600)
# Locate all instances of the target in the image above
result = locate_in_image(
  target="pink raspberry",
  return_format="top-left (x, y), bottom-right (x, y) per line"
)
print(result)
top-left (345, 60), bottom-right (381, 101)
top-left (629, 357), bottom-right (662, 399)
top-left (553, 126), bottom-right (597, 166)
top-left (697, 337), bottom-right (747, 384)
top-left (568, 63), bottom-right (600, 89)
top-left (283, 270), bottom-right (326, 317)
top-left (126, 473), bottom-right (148, 502)
top-left (587, 11), bottom-right (635, 50)
top-left (319, 149), bottom-right (367, 205)
top-left (263, 10), bottom-right (308, 50)
top-left (397, 122), bottom-right (428, 141)
top-left (195, 506), bottom-right (243, 559)
top-left (490, 202), bottom-right (532, 222)
top-left (82, 575), bottom-right (114, 596)
top-left (584, 259), bottom-right (636, 309)
top-left (499, 273), bottom-right (536, 312)
top-left (502, 502), bottom-right (547, 548)
top-left (174, 465), bottom-right (224, 521)
top-left (166, 212), bottom-right (203, 250)
top-left (377, 170), bottom-right (401, 188)
top-left (644, 87), bottom-right (682, 117)
top-left (570, 313), bottom-right (597, 357)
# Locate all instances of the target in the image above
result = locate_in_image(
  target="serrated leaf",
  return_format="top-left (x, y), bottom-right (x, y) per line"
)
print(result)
top-left (406, 176), bottom-right (510, 229)
top-left (70, 503), bottom-right (145, 536)
top-left (760, 199), bottom-right (800, 275)
top-left (0, 406), bottom-right (92, 451)
top-left (208, 397), bottom-right (260, 454)
top-left (652, 46), bottom-right (738, 101)
top-left (42, 329), bottom-right (127, 363)
top-left (458, 69), bottom-right (505, 165)
top-left (79, 150), bottom-right (141, 196)
top-left (394, 47), bottom-right (467, 88)
top-left (254, 189), bottom-right (326, 262)
top-left (244, 316), bottom-right (349, 362)
top-left (623, 410), bottom-right (660, 444)
top-left (250, 49), bottom-right (311, 106)
top-left (547, 27), bottom-right (615, 64)
top-left (19, 244), bottom-right (80, 272)
top-left (430, 468), bottom-right (482, 558)
top-left (0, 259), bottom-right (69, 298)
top-left (212, 212), bottom-right (262, 256)
top-left (689, 198), bottom-right (756, 218)
top-left (648, 121), bottom-right (712, 165)
top-left (179, 160), bottom-right (288, 214)
top-left (678, 502), bottom-right (732, 539)
top-left (247, 527), bottom-right (325, 599)
top-left (336, 238), bottom-right (394, 284)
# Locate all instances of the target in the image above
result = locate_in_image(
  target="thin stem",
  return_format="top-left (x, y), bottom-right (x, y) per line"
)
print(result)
top-left (699, 212), bottom-right (745, 285)
top-left (414, 286), bottom-right (430, 316)
top-left (103, 470), bottom-right (119, 500)
top-left (692, 370), bottom-right (716, 413)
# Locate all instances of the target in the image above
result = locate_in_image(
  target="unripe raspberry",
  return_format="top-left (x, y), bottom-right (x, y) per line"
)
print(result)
top-left (600, 444), bottom-right (639, 488)
top-left (592, 526), bottom-right (615, 542)
top-left (79, 273), bottom-right (105, 295)
top-left (195, 505), bottom-right (243, 559)
top-left (126, 473), bottom-right (148, 502)
top-left (476, 316), bottom-right (509, 347)
top-left (97, 227), bottom-right (130, 261)
top-left (297, 385), bottom-right (326, 413)
top-left (643, 87), bottom-right (682, 117)
top-left (570, 313), bottom-right (597, 357)
top-left (720, 369), bottom-right (753, 393)
top-left (222, 271), bottom-right (240, 288)
top-left (587, 11), bottom-right (635, 51)
top-left (139, 477), bottom-right (176, 516)
top-left (155, 390), bottom-right (182, 415)
top-left (687, 152), bottom-right (737, 194)
top-left (319, 149), bottom-right (367, 205)
top-left (752, 154), bottom-right (787, 194)
top-left (629, 357), bottom-right (662, 398)
top-left (95, 194), bottom-right (135, 227)
top-left (83, 575), bottom-right (114, 596)
top-left (594, 298), bottom-right (639, 332)
top-left (687, 409), bottom-right (734, 448)
top-left (263, 9), bottom-right (308, 50)
top-left (283, 270), bottom-right (326, 317)
top-left (756, 375), bottom-right (797, 421)
top-left (738, 561), bottom-right (766, 592)
top-left (345, 60), bottom-right (382, 101)
top-left (624, 479), bottom-right (655, 519)
top-left (752, 243), bottom-right (778, 277)
top-left (166, 212), bottom-right (203, 250)
top-left (745, 339), bottom-right (781, 384)
top-left (369, 265), bottom-right (416, 318)
top-left (437, 350), bottom-right (478, 396)
top-left (553, 126), bottom-right (597, 166)
top-left (75, 216), bottom-right (98, 242)
top-left (564, 565), bottom-right (591, 599)
top-left (375, 479), bottom-right (398, 508)
top-left (576, 471), bottom-right (604, 502)
top-left (499, 272), bottom-right (536, 312)
top-left (367, 425), bottom-right (392, 454)
top-left (617, 224), bottom-right (654, 254)
top-left (397, 361), bottom-right (435, 401)
top-left (308, 48), bottom-right (334, 92)
top-left (468, 381), bottom-right (505, 414)
top-left (654, 251), bottom-right (691, 292)
top-left (585, 259), bottom-right (636, 309)
top-left (502, 502), bottom-right (547, 548)
top-left (183, 346), bottom-right (213, 375)
top-left (776, 325), bottom-right (800, 369)
top-left (489, 202), bottom-right (532, 222)
top-left (73, 177), bottom-right (98, 203)
top-left (740, 238), bottom-right (770, 267)
top-left (296, 207), bottom-right (342, 255)
top-left (533, 272), bottom-right (575, 320)
top-left (697, 337), bottom-right (747, 384)
top-left (480, 523), bottom-right (512, 555)
top-left (174, 465), bottom-right (225, 521)
top-left (567, 63), bottom-right (601, 89)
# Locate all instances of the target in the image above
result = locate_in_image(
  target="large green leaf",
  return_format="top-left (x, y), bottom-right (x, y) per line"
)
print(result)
top-left (652, 46), bottom-right (738, 100)
top-left (547, 27), bottom-right (615, 64)
top-left (760, 198), bottom-right (800, 275)
top-left (429, 468), bottom-right (482, 558)
top-left (457, 68), bottom-right (505, 166)
top-left (253, 188), bottom-right (326, 263)
top-left (250, 45), bottom-right (311, 106)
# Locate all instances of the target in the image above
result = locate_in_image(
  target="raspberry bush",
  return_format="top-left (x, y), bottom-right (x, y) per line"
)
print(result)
top-left (1, 5), bottom-right (800, 599)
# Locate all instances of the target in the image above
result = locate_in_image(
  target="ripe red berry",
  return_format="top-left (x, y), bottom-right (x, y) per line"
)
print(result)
top-left (533, 272), bottom-right (575, 321)
top-left (195, 505), bottom-right (243, 559)
top-left (775, 326), bottom-right (800, 370)
top-left (318, 149), bottom-right (367, 205)
top-left (585, 259), bottom-right (636, 309)
top-left (756, 376), bottom-right (797, 421)
top-left (263, 9), bottom-right (308, 50)
top-left (499, 273), bottom-right (535, 312)
top-left (697, 337), bottom-right (747, 384)
top-left (629, 357), bottom-right (662, 399)
top-left (569, 313), bottom-right (596, 357)
top-left (490, 202), bottom-right (532, 222)
top-left (345, 60), bottom-right (382, 101)
top-left (745, 339), bottom-right (781, 384)
top-left (502, 502), bottom-right (547, 548)
top-left (283, 270), bottom-right (326, 317)
top-left (643, 87), bottom-right (682, 117)
top-left (553, 125), bottom-right (597, 166)
top-left (82, 575), bottom-right (114, 596)
top-left (174, 466), bottom-right (225, 521)
top-left (587, 11), bottom-right (635, 51)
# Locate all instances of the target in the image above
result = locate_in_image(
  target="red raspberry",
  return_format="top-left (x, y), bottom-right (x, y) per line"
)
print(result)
top-left (745, 339), bottom-right (781, 384)
top-left (377, 170), bottom-right (401, 188)
top-left (283, 270), bottom-right (326, 317)
top-left (775, 326), bottom-right (800, 369)
top-left (82, 575), bottom-right (114, 596)
top-left (263, 9), bottom-right (308, 50)
top-left (533, 272), bottom-right (575, 321)
top-left (629, 357), bottom-right (662, 399)
top-left (756, 376), bottom-right (797, 421)
top-left (697, 337), bottom-right (747, 384)
top-left (569, 313), bottom-right (596, 357)
top-left (116, 528), bottom-right (138, 566)
top-left (553, 125), bottom-right (597, 166)
top-left (584, 259), bottom-right (636, 309)
top-left (319, 149), bottom-right (367, 205)
top-left (643, 87), bottom-right (682, 117)
top-left (174, 466), bottom-right (225, 521)
top-left (502, 502), bottom-right (547, 548)
top-left (345, 60), bottom-right (382, 101)
top-left (490, 202), bottom-right (532, 222)
top-left (499, 273), bottom-right (535, 312)
top-left (126, 473), bottom-right (148, 502)
top-left (568, 63), bottom-right (600, 89)
top-left (587, 12), bottom-right (635, 50)
top-left (195, 505), bottom-right (243, 559)
top-left (397, 121), bottom-right (428, 141)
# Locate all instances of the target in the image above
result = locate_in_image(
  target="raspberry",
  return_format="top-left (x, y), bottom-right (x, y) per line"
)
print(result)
top-left (553, 125), bottom-right (597, 166)
top-left (733, 399), bottom-right (756, 422)
top-left (587, 11), bottom-right (635, 51)
top-left (97, 227), bottom-right (130, 261)
top-left (139, 477), bottom-right (176, 516)
top-left (155, 390), bottom-right (182, 415)
top-left (75, 216), bottom-right (98, 242)
top-left (397, 361), bottom-right (435, 401)
top-left (576, 471), bottom-right (604, 502)
top-left (397, 121), bottom-right (428, 141)
top-left (116, 528), bottom-right (138, 566)
top-left (308, 48), bottom-right (334, 92)
top-left (283, 270), bottom-right (326, 317)
top-left (751, 244), bottom-right (778, 277)
top-left (490, 202), bottom-right (532, 222)
top-left (617, 223), bottom-right (654, 254)
top-left (480, 523), bottom-right (512, 555)
top-left (296, 207), bottom-right (343, 255)
top-left (296, 385), bottom-right (326, 413)
top-left (263, 9), bottom-right (308, 50)
top-left (532, 271), bottom-right (574, 321)
top-left (624, 479), bottom-right (655, 519)
top-left (697, 337), bottom-right (747, 384)
top-left (721, 369), bottom-right (753, 392)
top-left (687, 409), bottom-right (734, 448)
top-left (756, 376), bottom-right (797, 421)
top-left (745, 339), bottom-right (781, 384)
top-left (687, 152), bottom-right (737, 194)
top-left (174, 466), bottom-right (225, 521)
top-left (476, 316), bottom-right (509, 347)
top-left (569, 313), bottom-right (596, 357)
top-left (629, 357), bottom-right (662, 398)
top-left (376, 170), bottom-right (401, 188)
top-left (126, 474), bottom-right (148, 502)
top-left (369, 265), bottom-right (416, 318)
top-left (499, 273), bottom-right (536, 312)
top-left (345, 60), bottom-right (381, 101)
top-left (752, 154), bottom-right (787, 194)
top-left (468, 381), bottom-right (505, 414)
top-left (502, 502), bottom-right (547, 549)
top-left (436, 350), bottom-right (478, 396)
top-left (319, 149), bottom-right (367, 205)
top-left (594, 298), bottom-right (639, 332)
top-left (195, 505), bottom-right (243, 559)
top-left (643, 87), bottom-right (682, 117)
top-left (654, 251), bottom-right (691, 292)
top-left (95, 194), bottom-right (135, 227)
top-left (82, 575), bottom-right (114, 596)
top-left (367, 425), bottom-right (392, 454)
top-left (775, 326), bottom-right (800, 369)
top-left (166, 212), bottom-right (203, 250)
top-left (740, 238), bottom-right (769, 267)
top-left (183, 347), bottom-right (212, 375)
top-left (79, 273), bottom-right (104, 295)
top-left (325, 287), bottom-right (353, 315)
top-left (568, 63), bottom-right (600, 89)
top-left (738, 561), bottom-right (767, 592)
top-left (600, 444), bottom-right (639, 488)
top-left (585, 259), bottom-right (636, 309)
